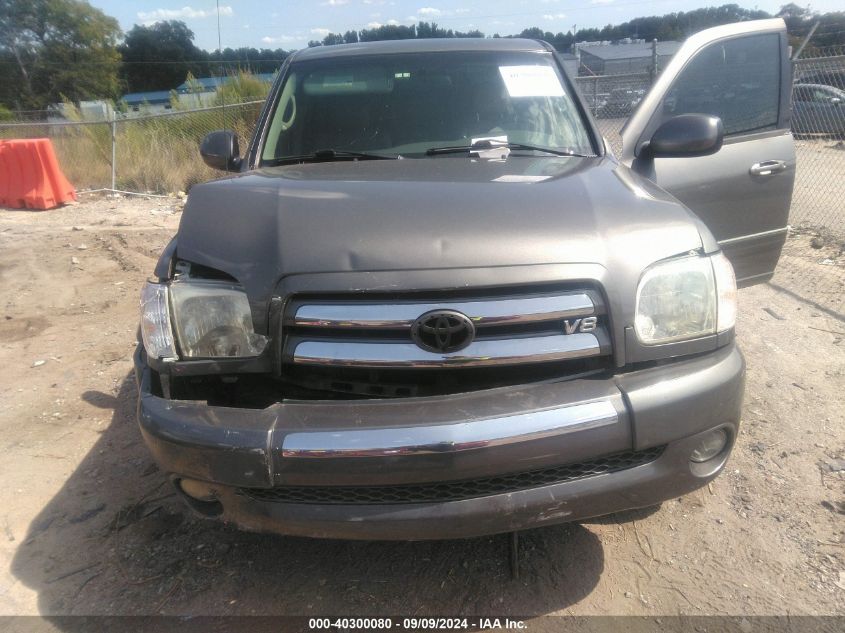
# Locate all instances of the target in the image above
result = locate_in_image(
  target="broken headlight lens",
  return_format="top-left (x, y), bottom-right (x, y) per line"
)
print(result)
top-left (140, 282), bottom-right (178, 361)
top-left (635, 255), bottom-right (717, 345)
top-left (169, 281), bottom-right (268, 358)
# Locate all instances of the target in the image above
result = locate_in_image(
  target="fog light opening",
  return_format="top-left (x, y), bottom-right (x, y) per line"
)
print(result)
top-left (176, 478), bottom-right (223, 517)
top-left (690, 427), bottom-right (730, 463)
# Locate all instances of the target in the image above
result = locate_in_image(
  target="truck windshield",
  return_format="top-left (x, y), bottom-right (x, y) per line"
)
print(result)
top-left (260, 50), bottom-right (595, 163)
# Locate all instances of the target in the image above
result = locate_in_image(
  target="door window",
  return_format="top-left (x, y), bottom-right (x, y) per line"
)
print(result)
top-left (660, 33), bottom-right (781, 136)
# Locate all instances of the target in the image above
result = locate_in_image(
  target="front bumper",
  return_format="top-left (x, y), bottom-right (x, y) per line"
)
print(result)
top-left (135, 344), bottom-right (745, 540)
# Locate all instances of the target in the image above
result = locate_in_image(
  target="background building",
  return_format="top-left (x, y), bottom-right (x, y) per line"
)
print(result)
top-left (578, 41), bottom-right (681, 76)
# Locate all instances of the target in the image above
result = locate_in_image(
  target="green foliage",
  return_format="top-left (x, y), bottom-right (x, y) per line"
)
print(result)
top-left (182, 72), bottom-right (204, 95)
top-left (214, 71), bottom-right (272, 106)
top-left (0, 0), bottom-right (121, 109)
top-left (778, 5), bottom-right (845, 53)
top-left (359, 24), bottom-right (417, 42)
top-left (119, 21), bottom-right (203, 93)
top-left (306, 5), bottom-right (845, 55)
top-left (119, 22), bottom-right (291, 94)
top-left (0, 104), bottom-right (14, 121)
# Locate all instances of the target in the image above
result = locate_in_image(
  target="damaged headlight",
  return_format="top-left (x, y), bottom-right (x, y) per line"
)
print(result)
top-left (169, 281), bottom-right (268, 358)
top-left (139, 280), bottom-right (268, 360)
top-left (634, 252), bottom-right (736, 345)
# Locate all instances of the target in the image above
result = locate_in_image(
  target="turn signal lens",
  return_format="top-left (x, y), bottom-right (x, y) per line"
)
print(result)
top-left (139, 282), bottom-right (178, 361)
top-left (712, 252), bottom-right (737, 333)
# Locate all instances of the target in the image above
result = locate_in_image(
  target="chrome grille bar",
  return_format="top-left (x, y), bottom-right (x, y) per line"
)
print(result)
top-left (291, 293), bottom-right (595, 330)
top-left (289, 332), bottom-right (604, 368)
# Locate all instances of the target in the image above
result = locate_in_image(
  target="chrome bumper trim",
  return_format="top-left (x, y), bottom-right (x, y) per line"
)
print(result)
top-left (289, 332), bottom-right (603, 368)
top-left (281, 400), bottom-right (619, 458)
top-left (291, 293), bottom-right (595, 329)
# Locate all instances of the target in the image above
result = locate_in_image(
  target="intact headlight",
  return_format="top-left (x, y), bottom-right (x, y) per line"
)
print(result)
top-left (635, 252), bottom-right (736, 345)
top-left (139, 280), bottom-right (268, 360)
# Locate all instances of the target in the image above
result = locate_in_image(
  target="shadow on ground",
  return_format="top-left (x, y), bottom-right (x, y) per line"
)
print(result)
top-left (8, 371), bottom-right (652, 617)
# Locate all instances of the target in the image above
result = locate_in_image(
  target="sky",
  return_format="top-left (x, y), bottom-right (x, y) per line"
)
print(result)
top-left (88, 0), bottom-right (843, 51)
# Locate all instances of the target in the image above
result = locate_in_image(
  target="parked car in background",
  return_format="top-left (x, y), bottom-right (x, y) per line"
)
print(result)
top-left (581, 92), bottom-right (609, 115)
top-left (598, 87), bottom-right (645, 118)
top-left (792, 83), bottom-right (845, 137)
top-left (799, 71), bottom-right (845, 92)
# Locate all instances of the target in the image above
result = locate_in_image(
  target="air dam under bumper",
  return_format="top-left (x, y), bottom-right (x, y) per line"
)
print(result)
top-left (135, 344), bottom-right (745, 540)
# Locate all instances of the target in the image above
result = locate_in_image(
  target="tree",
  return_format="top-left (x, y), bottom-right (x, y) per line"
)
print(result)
top-left (205, 47), bottom-right (289, 75)
top-left (120, 21), bottom-right (204, 93)
top-left (321, 33), bottom-right (345, 46)
top-left (0, 0), bottom-right (121, 109)
top-left (359, 24), bottom-right (416, 42)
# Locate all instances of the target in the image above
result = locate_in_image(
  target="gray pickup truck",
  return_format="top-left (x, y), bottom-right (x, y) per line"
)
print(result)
top-left (135, 19), bottom-right (795, 540)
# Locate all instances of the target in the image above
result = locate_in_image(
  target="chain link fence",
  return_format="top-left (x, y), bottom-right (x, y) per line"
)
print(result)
top-left (779, 49), bottom-right (845, 317)
top-left (0, 101), bottom-right (264, 195)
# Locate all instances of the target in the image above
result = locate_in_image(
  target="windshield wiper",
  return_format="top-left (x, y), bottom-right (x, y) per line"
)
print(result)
top-left (267, 149), bottom-right (399, 165)
top-left (425, 140), bottom-right (592, 157)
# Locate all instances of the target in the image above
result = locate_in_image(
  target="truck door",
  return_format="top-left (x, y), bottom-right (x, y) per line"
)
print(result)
top-left (620, 19), bottom-right (795, 287)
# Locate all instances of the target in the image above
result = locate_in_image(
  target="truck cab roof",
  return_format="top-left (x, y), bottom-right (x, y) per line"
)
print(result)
top-left (291, 38), bottom-right (551, 62)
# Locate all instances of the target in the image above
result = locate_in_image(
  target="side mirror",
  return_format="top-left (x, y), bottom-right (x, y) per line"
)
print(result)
top-left (200, 130), bottom-right (241, 171)
top-left (644, 113), bottom-right (724, 159)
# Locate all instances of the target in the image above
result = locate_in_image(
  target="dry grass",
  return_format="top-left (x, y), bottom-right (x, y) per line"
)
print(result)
top-left (0, 101), bottom-right (263, 195)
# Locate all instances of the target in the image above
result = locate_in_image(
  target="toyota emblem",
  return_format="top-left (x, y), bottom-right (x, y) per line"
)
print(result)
top-left (411, 309), bottom-right (476, 353)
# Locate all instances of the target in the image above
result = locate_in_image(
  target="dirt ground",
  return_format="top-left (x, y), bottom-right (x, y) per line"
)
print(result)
top-left (0, 195), bottom-right (843, 618)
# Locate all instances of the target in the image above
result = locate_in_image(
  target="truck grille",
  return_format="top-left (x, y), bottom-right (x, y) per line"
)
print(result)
top-left (239, 446), bottom-right (664, 505)
top-left (279, 285), bottom-right (612, 397)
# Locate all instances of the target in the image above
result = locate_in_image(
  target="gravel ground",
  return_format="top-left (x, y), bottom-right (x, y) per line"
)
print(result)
top-left (0, 196), bottom-right (843, 618)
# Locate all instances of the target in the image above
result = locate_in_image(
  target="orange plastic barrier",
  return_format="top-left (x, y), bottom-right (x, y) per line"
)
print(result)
top-left (0, 138), bottom-right (76, 210)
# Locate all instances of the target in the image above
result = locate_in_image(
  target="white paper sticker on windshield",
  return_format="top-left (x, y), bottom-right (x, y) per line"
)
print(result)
top-left (498, 65), bottom-right (564, 98)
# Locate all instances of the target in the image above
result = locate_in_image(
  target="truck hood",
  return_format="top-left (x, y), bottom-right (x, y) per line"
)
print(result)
top-left (177, 156), bottom-right (710, 303)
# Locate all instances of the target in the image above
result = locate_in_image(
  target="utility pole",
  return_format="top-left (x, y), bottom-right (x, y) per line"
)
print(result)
top-left (792, 21), bottom-right (819, 60)
top-left (650, 38), bottom-right (658, 85)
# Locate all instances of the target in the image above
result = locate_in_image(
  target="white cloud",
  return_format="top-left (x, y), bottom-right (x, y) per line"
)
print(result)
top-left (366, 18), bottom-right (400, 28)
top-left (591, 0), bottom-right (614, 4)
top-left (137, 5), bottom-right (233, 21)
top-left (455, 8), bottom-right (470, 13)
top-left (261, 34), bottom-right (298, 44)
top-left (543, 13), bottom-right (566, 20)
top-left (322, 0), bottom-right (349, 5)
top-left (311, 28), bottom-right (332, 36)
top-left (417, 7), bottom-right (441, 16)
